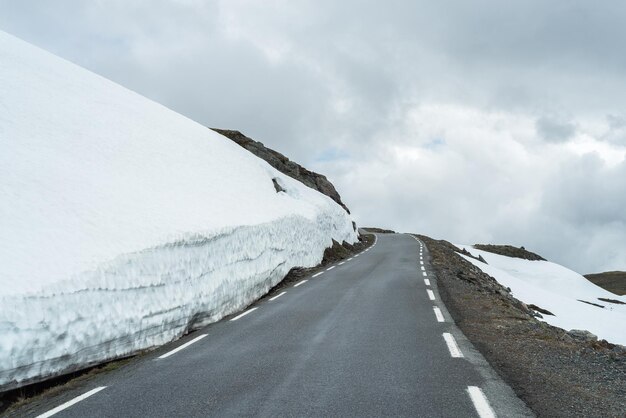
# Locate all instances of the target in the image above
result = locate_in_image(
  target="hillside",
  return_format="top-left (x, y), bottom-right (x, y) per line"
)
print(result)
top-left (422, 237), bottom-right (626, 416)
top-left (0, 30), bottom-right (356, 391)
top-left (211, 129), bottom-right (350, 213)
top-left (584, 271), bottom-right (626, 295)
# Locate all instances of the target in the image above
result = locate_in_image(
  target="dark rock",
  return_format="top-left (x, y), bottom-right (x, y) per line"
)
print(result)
top-left (528, 304), bottom-right (555, 316)
top-left (473, 244), bottom-right (546, 261)
top-left (211, 129), bottom-right (350, 213)
top-left (272, 178), bottom-right (285, 193)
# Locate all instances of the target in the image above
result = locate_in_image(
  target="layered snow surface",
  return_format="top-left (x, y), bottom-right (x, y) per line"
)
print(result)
top-left (457, 246), bottom-right (626, 346)
top-left (0, 31), bottom-right (357, 389)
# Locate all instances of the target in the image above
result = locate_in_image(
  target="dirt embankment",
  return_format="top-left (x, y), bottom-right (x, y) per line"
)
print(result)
top-left (419, 235), bottom-right (626, 418)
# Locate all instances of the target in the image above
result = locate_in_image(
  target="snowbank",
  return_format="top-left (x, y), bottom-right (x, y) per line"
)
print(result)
top-left (456, 246), bottom-right (626, 346)
top-left (0, 31), bottom-right (357, 389)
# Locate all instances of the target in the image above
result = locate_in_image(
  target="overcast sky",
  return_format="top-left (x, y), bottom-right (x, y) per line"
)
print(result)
top-left (2, 0), bottom-right (626, 274)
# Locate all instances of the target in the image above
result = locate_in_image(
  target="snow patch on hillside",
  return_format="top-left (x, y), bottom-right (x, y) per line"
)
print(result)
top-left (456, 245), bottom-right (626, 346)
top-left (0, 31), bottom-right (356, 389)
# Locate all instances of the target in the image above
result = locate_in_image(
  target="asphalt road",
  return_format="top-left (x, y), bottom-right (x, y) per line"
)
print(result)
top-left (15, 233), bottom-right (533, 417)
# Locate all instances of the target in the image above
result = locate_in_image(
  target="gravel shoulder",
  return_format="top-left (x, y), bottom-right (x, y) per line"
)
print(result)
top-left (418, 235), bottom-right (626, 417)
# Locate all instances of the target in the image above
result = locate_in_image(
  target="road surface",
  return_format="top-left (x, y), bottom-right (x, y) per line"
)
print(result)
top-left (16, 233), bottom-right (532, 417)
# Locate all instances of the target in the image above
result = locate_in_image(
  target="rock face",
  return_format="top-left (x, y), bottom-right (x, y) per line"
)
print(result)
top-left (211, 129), bottom-right (350, 214)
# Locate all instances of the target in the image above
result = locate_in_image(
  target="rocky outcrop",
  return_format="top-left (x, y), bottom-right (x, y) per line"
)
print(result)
top-left (211, 129), bottom-right (350, 213)
top-left (473, 244), bottom-right (546, 261)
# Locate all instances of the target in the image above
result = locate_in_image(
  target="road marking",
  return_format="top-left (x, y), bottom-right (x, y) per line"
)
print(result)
top-left (423, 272), bottom-right (428, 277)
top-left (354, 254), bottom-right (360, 258)
top-left (231, 307), bottom-right (258, 321)
top-left (421, 266), bottom-right (426, 271)
top-left (427, 289), bottom-right (435, 300)
top-left (269, 291), bottom-right (287, 301)
top-left (36, 386), bottom-right (107, 418)
top-left (433, 306), bottom-right (444, 322)
top-left (467, 386), bottom-right (496, 418)
top-left (312, 272), bottom-right (324, 278)
top-left (443, 333), bottom-right (464, 358)
top-left (327, 266), bottom-right (335, 271)
top-left (339, 261), bottom-right (345, 265)
top-left (158, 334), bottom-right (208, 359)
top-left (348, 258), bottom-right (353, 261)
top-left (294, 279), bottom-right (308, 287)
top-left (420, 261), bottom-right (424, 265)
top-left (424, 278), bottom-right (431, 286)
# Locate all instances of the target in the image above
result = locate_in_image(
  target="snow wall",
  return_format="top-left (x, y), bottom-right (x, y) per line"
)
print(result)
top-left (0, 31), bottom-right (357, 390)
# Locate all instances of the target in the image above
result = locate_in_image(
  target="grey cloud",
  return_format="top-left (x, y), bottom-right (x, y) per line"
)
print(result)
top-left (535, 116), bottom-right (576, 142)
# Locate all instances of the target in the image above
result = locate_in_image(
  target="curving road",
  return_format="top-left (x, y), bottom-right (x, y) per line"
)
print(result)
top-left (17, 233), bottom-right (533, 417)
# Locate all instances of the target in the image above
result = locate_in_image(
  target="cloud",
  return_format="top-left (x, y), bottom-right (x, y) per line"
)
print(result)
top-left (536, 116), bottom-right (576, 143)
top-left (2, 0), bottom-right (626, 273)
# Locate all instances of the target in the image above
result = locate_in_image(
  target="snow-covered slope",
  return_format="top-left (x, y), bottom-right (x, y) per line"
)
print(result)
top-left (0, 31), bottom-right (357, 389)
top-left (456, 246), bottom-right (626, 346)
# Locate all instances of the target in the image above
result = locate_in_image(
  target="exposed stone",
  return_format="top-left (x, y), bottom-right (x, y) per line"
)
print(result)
top-left (568, 329), bottom-right (598, 342)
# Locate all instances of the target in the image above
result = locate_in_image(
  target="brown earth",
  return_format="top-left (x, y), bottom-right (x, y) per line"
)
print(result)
top-left (419, 235), bottom-right (626, 417)
top-left (584, 271), bottom-right (626, 296)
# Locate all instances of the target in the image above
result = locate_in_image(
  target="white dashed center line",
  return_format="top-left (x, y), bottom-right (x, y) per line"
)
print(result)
top-left (433, 306), bottom-right (444, 322)
top-left (158, 334), bottom-right (208, 359)
top-left (424, 278), bottom-right (431, 286)
top-left (231, 307), bottom-right (258, 321)
top-left (269, 291), bottom-right (286, 301)
top-left (443, 332), bottom-right (464, 358)
top-left (467, 386), bottom-right (496, 418)
top-left (36, 387), bottom-right (107, 418)
top-left (294, 279), bottom-right (308, 287)
top-left (427, 289), bottom-right (435, 300)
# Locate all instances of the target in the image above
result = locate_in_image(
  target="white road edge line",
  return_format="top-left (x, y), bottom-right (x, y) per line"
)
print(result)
top-left (467, 386), bottom-right (496, 418)
top-left (36, 387), bottom-right (107, 418)
top-left (294, 279), bottom-right (308, 287)
top-left (420, 261), bottom-right (424, 265)
top-left (421, 266), bottom-right (426, 271)
top-left (158, 334), bottom-right (208, 359)
top-left (348, 257), bottom-right (353, 261)
top-left (231, 307), bottom-right (258, 321)
top-left (312, 272), bottom-right (324, 278)
top-left (269, 291), bottom-right (287, 301)
top-left (433, 306), bottom-right (445, 322)
top-left (424, 278), bottom-right (431, 286)
top-left (427, 289), bottom-right (436, 300)
top-left (327, 266), bottom-right (335, 271)
top-left (423, 272), bottom-right (428, 277)
top-left (443, 332), bottom-right (464, 358)
top-left (338, 261), bottom-right (345, 265)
